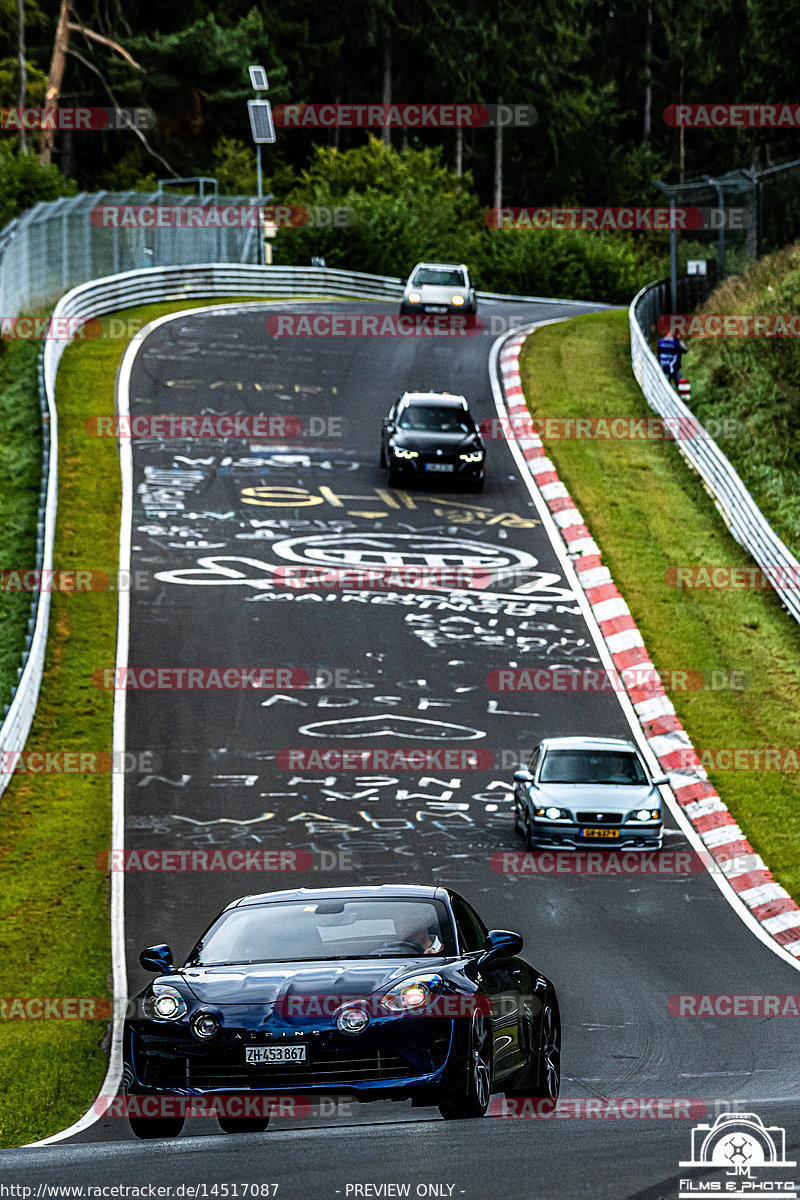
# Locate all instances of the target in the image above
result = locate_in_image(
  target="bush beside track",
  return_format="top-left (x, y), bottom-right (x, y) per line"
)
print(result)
top-left (0, 298), bottom-right (258, 1148)
top-left (518, 311), bottom-right (800, 903)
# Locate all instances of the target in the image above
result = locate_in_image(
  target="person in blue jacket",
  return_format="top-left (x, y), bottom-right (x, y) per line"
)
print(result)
top-left (657, 328), bottom-right (688, 384)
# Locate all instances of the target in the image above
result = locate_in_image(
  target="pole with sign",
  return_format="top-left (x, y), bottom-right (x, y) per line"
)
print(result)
top-left (248, 66), bottom-right (276, 266)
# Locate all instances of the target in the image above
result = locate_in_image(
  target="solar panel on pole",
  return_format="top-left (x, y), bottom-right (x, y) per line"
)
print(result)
top-left (248, 100), bottom-right (276, 144)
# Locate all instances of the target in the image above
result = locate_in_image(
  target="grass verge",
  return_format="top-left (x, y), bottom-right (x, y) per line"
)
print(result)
top-left (519, 309), bottom-right (800, 903)
top-left (0, 297), bottom-right (258, 1147)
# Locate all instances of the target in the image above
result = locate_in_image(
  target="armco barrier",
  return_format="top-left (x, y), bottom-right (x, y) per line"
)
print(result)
top-left (630, 279), bottom-right (800, 625)
top-left (0, 251), bottom-right (608, 800)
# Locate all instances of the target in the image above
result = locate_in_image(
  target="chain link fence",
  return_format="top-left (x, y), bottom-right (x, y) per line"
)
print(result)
top-left (0, 190), bottom-right (265, 319)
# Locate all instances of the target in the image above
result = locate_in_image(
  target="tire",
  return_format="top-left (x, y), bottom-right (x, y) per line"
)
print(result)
top-left (379, 443), bottom-right (387, 467)
top-left (218, 1116), bottom-right (271, 1134)
top-left (524, 815), bottom-right (534, 851)
top-left (505, 998), bottom-right (560, 1100)
top-left (128, 1115), bottom-right (185, 1140)
top-left (471, 478), bottom-right (484, 493)
top-left (531, 1003), bottom-right (561, 1099)
top-left (438, 1010), bottom-right (493, 1119)
top-left (513, 801), bottom-right (522, 834)
top-left (387, 467), bottom-right (402, 488)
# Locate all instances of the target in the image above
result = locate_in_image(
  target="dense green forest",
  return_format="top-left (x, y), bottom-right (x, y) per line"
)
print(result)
top-left (1, 0), bottom-right (799, 297)
top-left (3, 0), bottom-right (799, 203)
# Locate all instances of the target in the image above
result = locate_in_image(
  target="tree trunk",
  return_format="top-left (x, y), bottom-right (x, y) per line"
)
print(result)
top-left (455, 125), bottom-right (463, 176)
top-left (17, 0), bottom-right (27, 152)
top-left (493, 97), bottom-right (503, 213)
top-left (381, 25), bottom-right (391, 147)
top-left (41, 0), bottom-right (71, 166)
top-left (642, 1), bottom-right (653, 146)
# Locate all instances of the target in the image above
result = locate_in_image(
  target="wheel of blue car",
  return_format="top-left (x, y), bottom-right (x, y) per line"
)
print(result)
top-left (438, 1010), bottom-right (493, 1119)
top-left (218, 1116), bottom-right (271, 1134)
top-left (128, 1115), bottom-right (185, 1140)
top-left (533, 1003), bottom-right (561, 1099)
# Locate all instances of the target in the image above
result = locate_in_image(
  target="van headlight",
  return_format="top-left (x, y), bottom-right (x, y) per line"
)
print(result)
top-left (408, 292), bottom-right (421, 304)
top-left (452, 295), bottom-right (465, 305)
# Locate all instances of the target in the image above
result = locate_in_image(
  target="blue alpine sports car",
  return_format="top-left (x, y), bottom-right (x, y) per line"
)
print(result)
top-left (123, 884), bottom-right (560, 1138)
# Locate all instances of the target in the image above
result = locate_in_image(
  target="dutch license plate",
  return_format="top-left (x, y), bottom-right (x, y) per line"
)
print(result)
top-left (580, 827), bottom-right (620, 839)
top-left (423, 305), bottom-right (448, 313)
top-left (425, 462), bottom-right (454, 472)
top-left (245, 1044), bottom-right (308, 1065)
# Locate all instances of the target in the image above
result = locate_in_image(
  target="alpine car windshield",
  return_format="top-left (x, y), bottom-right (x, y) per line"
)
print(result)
top-left (188, 898), bottom-right (456, 965)
top-left (412, 268), bottom-right (466, 287)
top-left (397, 406), bottom-right (473, 433)
top-left (539, 749), bottom-right (648, 785)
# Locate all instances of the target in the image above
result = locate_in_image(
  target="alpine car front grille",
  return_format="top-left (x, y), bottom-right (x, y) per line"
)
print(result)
top-left (187, 1048), bottom-right (416, 1089)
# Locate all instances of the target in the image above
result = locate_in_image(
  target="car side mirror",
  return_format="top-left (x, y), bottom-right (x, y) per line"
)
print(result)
top-left (382, 417), bottom-right (394, 427)
top-left (479, 929), bottom-right (523, 967)
top-left (652, 775), bottom-right (670, 787)
top-left (513, 768), bottom-right (534, 785)
top-left (139, 944), bottom-right (175, 974)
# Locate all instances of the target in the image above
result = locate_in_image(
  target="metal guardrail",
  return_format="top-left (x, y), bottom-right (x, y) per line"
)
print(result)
top-left (630, 279), bottom-right (800, 624)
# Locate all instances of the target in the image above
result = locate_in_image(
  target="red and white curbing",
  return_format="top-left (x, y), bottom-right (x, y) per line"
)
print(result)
top-left (498, 333), bottom-right (800, 958)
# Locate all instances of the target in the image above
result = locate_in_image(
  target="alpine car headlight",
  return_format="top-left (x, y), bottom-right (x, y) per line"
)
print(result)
top-left (143, 985), bottom-right (187, 1021)
top-left (408, 292), bottom-right (421, 304)
top-left (336, 1006), bottom-right (370, 1034)
top-left (379, 974), bottom-right (443, 1013)
top-left (451, 294), bottom-right (465, 305)
top-left (191, 1010), bottom-right (221, 1040)
top-left (393, 447), bottom-right (419, 459)
top-left (631, 808), bottom-right (661, 822)
top-left (459, 451), bottom-right (484, 462)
